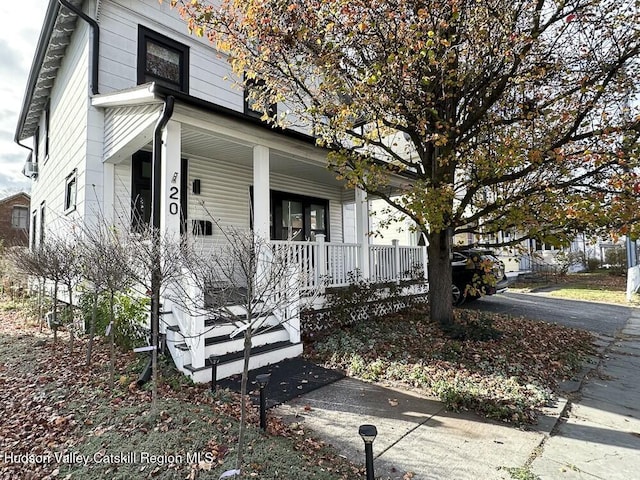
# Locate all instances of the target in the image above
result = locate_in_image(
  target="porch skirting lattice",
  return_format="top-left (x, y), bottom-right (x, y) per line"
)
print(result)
top-left (301, 292), bottom-right (428, 338)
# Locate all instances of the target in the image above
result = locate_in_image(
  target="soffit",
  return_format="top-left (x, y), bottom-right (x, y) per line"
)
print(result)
top-left (17, 0), bottom-right (83, 141)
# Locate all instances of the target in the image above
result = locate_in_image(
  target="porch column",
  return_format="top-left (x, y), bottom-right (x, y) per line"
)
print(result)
top-left (160, 120), bottom-right (182, 238)
top-left (253, 145), bottom-right (270, 241)
top-left (355, 187), bottom-right (370, 279)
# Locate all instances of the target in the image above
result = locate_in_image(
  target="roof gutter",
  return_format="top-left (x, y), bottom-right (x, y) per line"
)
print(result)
top-left (58, 0), bottom-right (99, 95)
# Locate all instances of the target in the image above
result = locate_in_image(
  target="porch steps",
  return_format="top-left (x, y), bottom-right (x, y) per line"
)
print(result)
top-left (204, 308), bottom-right (273, 327)
top-left (164, 306), bottom-right (301, 383)
top-left (183, 340), bottom-right (303, 384)
top-left (204, 324), bottom-right (289, 357)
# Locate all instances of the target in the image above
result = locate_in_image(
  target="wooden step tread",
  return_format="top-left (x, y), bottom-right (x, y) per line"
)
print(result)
top-left (183, 341), bottom-right (299, 373)
top-left (204, 310), bottom-right (275, 327)
top-left (204, 324), bottom-right (286, 347)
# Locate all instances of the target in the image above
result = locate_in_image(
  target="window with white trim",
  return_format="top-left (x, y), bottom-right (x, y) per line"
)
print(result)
top-left (11, 206), bottom-right (29, 229)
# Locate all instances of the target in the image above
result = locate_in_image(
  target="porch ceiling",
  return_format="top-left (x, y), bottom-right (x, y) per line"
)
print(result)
top-left (180, 124), bottom-right (344, 187)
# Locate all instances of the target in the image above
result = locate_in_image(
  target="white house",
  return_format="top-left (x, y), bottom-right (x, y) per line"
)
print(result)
top-left (15, 0), bottom-right (426, 382)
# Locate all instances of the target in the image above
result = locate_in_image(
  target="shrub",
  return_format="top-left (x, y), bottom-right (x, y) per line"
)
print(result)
top-left (79, 291), bottom-right (149, 350)
top-left (586, 257), bottom-right (601, 272)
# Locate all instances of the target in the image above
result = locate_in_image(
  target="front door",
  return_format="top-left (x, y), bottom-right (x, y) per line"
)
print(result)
top-left (272, 191), bottom-right (329, 241)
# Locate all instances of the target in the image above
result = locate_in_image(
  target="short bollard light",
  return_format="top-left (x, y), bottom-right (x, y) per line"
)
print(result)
top-left (359, 424), bottom-right (377, 480)
top-left (255, 373), bottom-right (271, 431)
top-left (209, 355), bottom-right (220, 392)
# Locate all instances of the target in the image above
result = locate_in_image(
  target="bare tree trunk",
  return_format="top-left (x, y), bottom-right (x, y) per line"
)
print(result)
top-left (236, 329), bottom-right (252, 472)
top-left (109, 291), bottom-right (115, 387)
top-left (86, 289), bottom-right (98, 366)
top-left (67, 283), bottom-right (74, 352)
top-left (38, 279), bottom-right (44, 333)
top-left (52, 281), bottom-right (59, 344)
top-left (427, 230), bottom-right (454, 327)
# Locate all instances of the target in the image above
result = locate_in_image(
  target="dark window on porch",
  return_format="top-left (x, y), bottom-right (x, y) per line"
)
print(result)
top-left (137, 26), bottom-right (189, 93)
top-left (131, 151), bottom-right (152, 232)
top-left (131, 152), bottom-right (188, 233)
top-left (271, 190), bottom-right (329, 241)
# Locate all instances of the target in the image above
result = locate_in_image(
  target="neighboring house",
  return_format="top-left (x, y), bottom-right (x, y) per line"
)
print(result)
top-left (15, 0), bottom-right (425, 382)
top-left (0, 192), bottom-right (30, 247)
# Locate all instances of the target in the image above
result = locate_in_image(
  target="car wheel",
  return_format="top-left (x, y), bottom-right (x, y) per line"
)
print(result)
top-left (452, 284), bottom-right (465, 306)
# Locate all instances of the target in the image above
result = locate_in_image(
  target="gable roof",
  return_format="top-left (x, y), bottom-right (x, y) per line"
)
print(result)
top-left (14, 0), bottom-right (83, 143)
top-left (0, 192), bottom-right (31, 206)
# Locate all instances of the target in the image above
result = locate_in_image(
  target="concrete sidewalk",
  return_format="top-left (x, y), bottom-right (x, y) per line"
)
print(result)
top-left (275, 313), bottom-right (640, 479)
top-left (531, 311), bottom-right (640, 480)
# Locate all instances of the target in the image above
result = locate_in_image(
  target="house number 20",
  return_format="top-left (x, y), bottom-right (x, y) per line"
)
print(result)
top-left (169, 186), bottom-right (179, 215)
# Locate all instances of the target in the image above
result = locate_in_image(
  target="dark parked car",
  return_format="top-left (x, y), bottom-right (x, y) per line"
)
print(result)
top-left (451, 249), bottom-right (508, 306)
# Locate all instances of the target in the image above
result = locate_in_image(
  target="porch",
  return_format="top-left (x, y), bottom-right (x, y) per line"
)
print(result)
top-left (92, 84), bottom-right (425, 382)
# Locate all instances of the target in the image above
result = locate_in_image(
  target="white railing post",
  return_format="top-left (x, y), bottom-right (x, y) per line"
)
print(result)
top-left (285, 264), bottom-right (301, 343)
top-left (316, 234), bottom-right (327, 292)
top-left (392, 240), bottom-right (401, 283)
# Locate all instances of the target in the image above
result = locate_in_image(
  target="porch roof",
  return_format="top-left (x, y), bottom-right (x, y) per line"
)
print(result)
top-left (93, 84), bottom-right (346, 188)
top-left (93, 83), bottom-right (414, 192)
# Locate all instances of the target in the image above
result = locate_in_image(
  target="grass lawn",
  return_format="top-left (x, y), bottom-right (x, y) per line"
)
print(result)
top-left (0, 297), bottom-right (362, 480)
top-left (308, 305), bottom-right (595, 424)
top-left (509, 271), bottom-right (636, 305)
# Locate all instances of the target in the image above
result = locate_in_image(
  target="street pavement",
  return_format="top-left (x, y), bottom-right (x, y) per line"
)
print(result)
top-left (274, 298), bottom-right (640, 479)
top-left (467, 291), bottom-right (631, 335)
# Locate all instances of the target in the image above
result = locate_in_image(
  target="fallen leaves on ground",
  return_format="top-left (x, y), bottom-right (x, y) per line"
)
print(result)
top-left (308, 305), bottom-right (595, 424)
top-left (0, 299), bottom-right (362, 479)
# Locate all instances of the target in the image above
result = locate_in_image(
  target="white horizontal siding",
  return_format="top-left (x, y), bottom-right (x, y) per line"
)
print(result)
top-left (104, 104), bottom-right (158, 160)
top-left (187, 157), bottom-right (251, 250)
top-left (187, 156), bottom-right (345, 248)
top-left (98, 0), bottom-right (314, 135)
top-left (29, 20), bottom-right (91, 240)
top-left (113, 160), bottom-right (133, 232)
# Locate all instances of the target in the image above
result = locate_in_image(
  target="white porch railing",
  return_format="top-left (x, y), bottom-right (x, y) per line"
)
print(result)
top-left (270, 236), bottom-right (427, 290)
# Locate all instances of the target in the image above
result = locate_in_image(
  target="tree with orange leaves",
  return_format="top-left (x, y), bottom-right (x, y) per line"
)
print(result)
top-left (168, 0), bottom-right (640, 326)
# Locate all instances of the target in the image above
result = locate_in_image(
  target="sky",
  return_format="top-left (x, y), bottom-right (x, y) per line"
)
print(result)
top-left (0, 1), bottom-right (48, 197)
